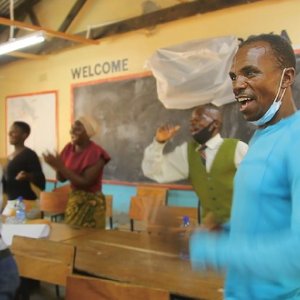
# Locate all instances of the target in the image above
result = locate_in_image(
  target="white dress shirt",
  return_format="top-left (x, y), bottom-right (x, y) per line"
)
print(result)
top-left (142, 133), bottom-right (248, 183)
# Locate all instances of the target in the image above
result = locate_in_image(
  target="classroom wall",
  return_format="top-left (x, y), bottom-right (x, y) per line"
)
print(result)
top-left (1, 0), bottom-right (299, 215)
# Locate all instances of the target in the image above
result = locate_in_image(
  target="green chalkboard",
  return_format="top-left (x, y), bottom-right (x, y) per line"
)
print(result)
top-left (73, 74), bottom-right (192, 183)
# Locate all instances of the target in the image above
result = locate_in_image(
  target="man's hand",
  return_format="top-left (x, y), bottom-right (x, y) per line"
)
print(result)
top-left (201, 212), bottom-right (222, 231)
top-left (155, 124), bottom-right (181, 143)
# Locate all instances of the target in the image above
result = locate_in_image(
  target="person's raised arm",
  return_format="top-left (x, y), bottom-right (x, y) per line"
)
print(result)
top-left (155, 124), bottom-right (181, 143)
top-left (43, 151), bottom-right (105, 189)
top-left (142, 124), bottom-right (189, 183)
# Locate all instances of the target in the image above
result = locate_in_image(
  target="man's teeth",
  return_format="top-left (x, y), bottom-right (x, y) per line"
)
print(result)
top-left (237, 97), bottom-right (251, 103)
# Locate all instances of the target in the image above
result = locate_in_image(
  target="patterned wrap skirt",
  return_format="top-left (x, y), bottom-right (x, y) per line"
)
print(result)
top-left (65, 190), bottom-right (106, 228)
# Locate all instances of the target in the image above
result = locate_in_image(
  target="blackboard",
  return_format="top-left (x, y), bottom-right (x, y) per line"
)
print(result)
top-left (73, 74), bottom-right (192, 183)
top-left (73, 55), bottom-right (300, 183)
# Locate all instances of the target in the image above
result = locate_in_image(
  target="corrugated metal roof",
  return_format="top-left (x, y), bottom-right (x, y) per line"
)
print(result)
top-left (0, 0), bottom-right (26, 17)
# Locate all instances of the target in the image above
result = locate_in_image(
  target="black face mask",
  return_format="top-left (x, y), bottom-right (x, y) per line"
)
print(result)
top-left (192, 120), bottom-right (215, 145)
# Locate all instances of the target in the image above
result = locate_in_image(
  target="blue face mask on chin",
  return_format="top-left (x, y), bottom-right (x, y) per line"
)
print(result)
top-left (250, 68), bottom-right (287, 127)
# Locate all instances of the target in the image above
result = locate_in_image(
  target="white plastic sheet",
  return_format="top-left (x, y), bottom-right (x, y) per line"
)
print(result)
top-left (145, 35), bottom-right (239, 109)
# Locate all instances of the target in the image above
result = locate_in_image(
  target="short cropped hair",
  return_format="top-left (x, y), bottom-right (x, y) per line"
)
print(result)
top-left (240, 34), bottom-right (296, 70)
top-left (202, 103), bottom-right (220, 113)
top-left (13, 121), bottom-right (31, 135)
top-left (194, 103), bottom-right (221, 116)
top-left (193, 103), bottom-right (222, 124)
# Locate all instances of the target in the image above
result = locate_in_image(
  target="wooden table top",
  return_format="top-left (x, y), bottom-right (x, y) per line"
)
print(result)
top-left (47, 223), bottom-right (98, 242)
top-left (65, 229), bottom-right (224, 299)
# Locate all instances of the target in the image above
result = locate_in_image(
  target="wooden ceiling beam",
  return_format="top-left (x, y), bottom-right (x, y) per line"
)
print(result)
top-left (37, 0), bottom-right (89, 54)
top-left (0, 0), bottom-right (41, 34)
top-left (59, 0), bottom-right (88, 32)
top-left (0, 0), bottom-right (264, 59)
top-left (28, 8), bottom-right (41, 27)
top-left (0, 0), bottom-right (41, 19)
top-left (24, 0), bottom-right (263, 54)
top-left (14, 0), bottom-right (41, 18)
top-left (0, 17), bottom-right (99, 45)
top-left (89, 0), bottom-right (263, 39)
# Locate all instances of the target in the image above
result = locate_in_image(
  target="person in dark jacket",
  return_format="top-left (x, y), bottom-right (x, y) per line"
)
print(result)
top-left (2, 121), bottom-right (46, 201)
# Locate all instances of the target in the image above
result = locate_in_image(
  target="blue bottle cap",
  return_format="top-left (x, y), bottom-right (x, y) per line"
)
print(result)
top-left (183, 215), bottom-right (190, 225)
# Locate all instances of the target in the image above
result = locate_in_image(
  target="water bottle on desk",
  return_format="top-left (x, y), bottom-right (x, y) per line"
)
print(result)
top-left (15, 196), bottom-right (26, 224)
top-left (182, 215), bottom-right (190, 228)
top-left (179, 215), bottom-right (191, 260)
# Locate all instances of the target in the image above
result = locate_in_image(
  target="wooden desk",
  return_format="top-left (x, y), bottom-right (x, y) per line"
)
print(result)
top-left (65, 230), bottom-right (224, 299)
top-left (47, 223), bottom-right (98, 242)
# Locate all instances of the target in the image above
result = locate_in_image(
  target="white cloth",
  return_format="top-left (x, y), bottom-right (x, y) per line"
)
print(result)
top-left (77, 115), bottom-right (99, 137)
top-left (1, 224), bottom-right (51, 246)
top-left (145, 36), bottom-right (239, 109)
top-left (142, 134), bottom-right (248, 183)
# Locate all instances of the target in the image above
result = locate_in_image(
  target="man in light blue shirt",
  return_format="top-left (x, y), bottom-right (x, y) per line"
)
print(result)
top-left (190, 34), bottom-right (300, 299)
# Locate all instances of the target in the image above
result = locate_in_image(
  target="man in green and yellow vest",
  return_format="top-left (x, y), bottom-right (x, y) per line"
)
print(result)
top-left (142, 103), bottom-right (248, 230)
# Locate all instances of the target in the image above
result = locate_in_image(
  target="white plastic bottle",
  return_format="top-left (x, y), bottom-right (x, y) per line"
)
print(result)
top-left (15, 196), bottom-right (26, 224)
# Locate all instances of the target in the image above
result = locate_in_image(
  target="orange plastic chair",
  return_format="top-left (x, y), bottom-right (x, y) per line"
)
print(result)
top-left (53, 184), bottom-right (72, 194)
top-left (39, 191), bottom-right (69, 222)
top-left (136, 185), bottom-right (168, 200)
top-left (129, 186), bottom-right (168, 232)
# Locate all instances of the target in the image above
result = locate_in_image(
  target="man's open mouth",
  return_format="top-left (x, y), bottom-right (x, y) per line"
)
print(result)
top-left (236, 97), bottom-right (254, 111)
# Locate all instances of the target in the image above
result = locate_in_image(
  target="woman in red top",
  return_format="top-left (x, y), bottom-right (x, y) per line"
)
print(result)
top-left (43, 116), bottom-right (110, 228)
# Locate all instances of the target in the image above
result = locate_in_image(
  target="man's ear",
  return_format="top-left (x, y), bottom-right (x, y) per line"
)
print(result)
top-left (210, 120), bottom-right (221, 135)
top-left (282, 67), bottom-right (295, 88)
top-left (22, 132), bottom-right (29, 140)
top-left (213, 119), bottom-right (222, 131)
